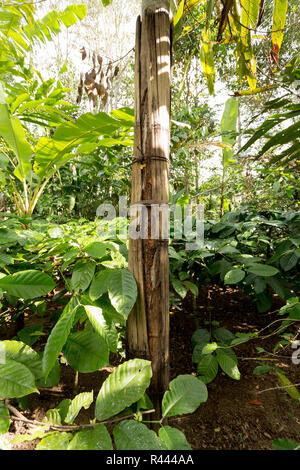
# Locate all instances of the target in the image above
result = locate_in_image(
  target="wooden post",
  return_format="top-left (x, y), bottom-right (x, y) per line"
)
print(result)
top-left (127, 0), bottom-right (171, 405)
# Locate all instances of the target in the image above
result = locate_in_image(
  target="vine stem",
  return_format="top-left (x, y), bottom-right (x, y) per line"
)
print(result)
top-left (257, 383), bottom-right (300, 394)
top-left (1, 403), bottom-right (155, 432)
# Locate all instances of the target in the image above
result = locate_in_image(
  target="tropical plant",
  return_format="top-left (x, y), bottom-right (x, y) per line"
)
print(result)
top-left (0, 358), bottom-right (208, 450)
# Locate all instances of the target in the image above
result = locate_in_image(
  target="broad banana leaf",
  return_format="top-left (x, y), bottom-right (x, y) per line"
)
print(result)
top-left (0, 82), bottom-right (32, 181)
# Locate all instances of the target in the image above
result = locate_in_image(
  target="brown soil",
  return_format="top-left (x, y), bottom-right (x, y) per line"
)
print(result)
top-left (3, 285), bottom-right (300, 450)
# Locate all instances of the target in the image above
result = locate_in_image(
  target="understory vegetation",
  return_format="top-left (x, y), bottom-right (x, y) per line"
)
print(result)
top-left (0, 0), bottom-right (299, 452)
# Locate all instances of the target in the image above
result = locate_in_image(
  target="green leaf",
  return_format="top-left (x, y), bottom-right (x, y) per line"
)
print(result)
top-left (220, 98), bottom-right (239, 166)
top-left (0, 358), bottom-right (38, 398)
top-left (0, 82), bottom-right (32, 180)
top-left (89, 269), bottom-right (112, 301)
top-left (200, 26), bottom-right (215, 94)
top-left (266, 277), bottom-right (292, 300)
top-left (224, 268), bottom-right (245, 284)
top-left (57, 399), bottom-right (72, 422)
top-left (108, 269), bottom-right (137, 319)
top-left (0, 270), bottom-right (55, 299)
top-left (162, 375), bottom-right (208, 418)
top-left (216, 350), bottom-right (240, 380)
top-left (276, 371), bottom-right (300, 400)
top-left (172, 279), bottom-right (187, 299)
top-left (213, 328), bottom-right (235, 344)
top-left (63, 327), bottom-right (109, 373)
top-left (192, 343), bottom-right (208, 363)
top-left (17, 324), bottom-right (43, 347)
top-left (253, 364), bottom-right (273, 375)
top-left (271, 0), bottom-right (288, 62)
top-left (84, 305), bottom-right (118, 352)
top-left (174, 0), bottom-right (185, 27)
top-left (42, 298), bottom-right (77, 377)
top-left (65, 391), bottom-right (93, 424)
top-left (113, 420), bottom-right (167, 450)
top-left (95, 359), bottom-right (152, 420)
top-left (37, 359), bottom-right (60, 388)
top-left (197, 354), bottom-right (219, 384)
top-left (191, 329), bottom-right (210, 347)
top-left (158, 426), bottom-right (192, 450)
top-left (34, 111), bottom-right (133, 180)
top-left (0, 402), bottom-right (10, 434)
top-left (280, 252), bottom-right (298, 271)
top-left (68, 423), bottom-right (113, 450)
top-left (183, 280), bottom-right (198, 297)
top-left (71, 261), bottom-right (96, 293)
top-left (85, 242), bottom-right (107, 258)
top-left (247, 263), bottom-right (279, 277)
top-left (36, 432), bottom-right (72, 450)
top-left (201, 342), bottom-right (218, 355)
top-left (1, 340), bottom-right (43, 380)
top-left (240, 0), bottom-right (260, 30)
top-left (273, 438), bottom-right (300, 450)
top-left (22, 5), bottom-right (87, 45)
top-left (46, 408), bottom-right (61, 425)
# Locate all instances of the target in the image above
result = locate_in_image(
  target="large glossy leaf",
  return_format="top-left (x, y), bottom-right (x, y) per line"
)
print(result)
top-left (280, 252), bottom-right (299, 272)
top-left (36, 432), bottom-right (72, 450)
top-left (85, 241), bottom-right (107, 258)
top-left (0, 82), bottom-right (32, 180)
top-left (71, 261), bottom-right (96, 293)
top-left (0, 358), bottom-right (38, 398)
top-left (84, 305), bottom-right (118, 352)
top-left (34, 110), bottom-right (133, 180)
top-left (158, 426), bottom-right (192, 450)
top-left (0, 270), bottom-right (55, 299)
top-left (95, 359), bottom-right (152, 420)
top-left (89, 269), bottom-right (112, 301)
top-left (191, 328), bottom-right (211, 347)
top-left (108, 269), bottom-right (137, 319)
top-left (113, 420), bottom-right (167, 450)
top-left (216, 350), bottom-right (240, 380)
top-left (224, 268), bottom-right (245, 284)
top-left (63, 327), bottom-right (109, 373)
top-left (197, 354), bottom-right (219, 384)
top-left (68, 424), bottom-right (113, 450)
top-left (1, 340), bottom-right (43, 379)
top-left (247, 263), bottom-right (279, 277)
top-left (42, 298), bottom-right (78, 377)
top-left (64, 391), bottom-right (93, 424)
top-left (162, 375), bottom-right (208, 418)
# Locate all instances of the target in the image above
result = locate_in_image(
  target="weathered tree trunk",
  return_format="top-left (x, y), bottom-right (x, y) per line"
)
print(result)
top-left (127, 0), bottom-right (171, 408)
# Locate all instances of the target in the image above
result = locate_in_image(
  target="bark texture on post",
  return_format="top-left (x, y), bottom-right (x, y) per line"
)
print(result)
top-left (127, 0), bottom-right (171, 397)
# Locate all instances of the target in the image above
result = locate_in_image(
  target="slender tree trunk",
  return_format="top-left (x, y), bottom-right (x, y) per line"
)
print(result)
top-left (127, 0), bottom-right (171, 407)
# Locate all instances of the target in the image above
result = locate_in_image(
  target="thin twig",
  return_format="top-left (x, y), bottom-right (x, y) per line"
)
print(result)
top-left (2, 404), bottom-right (155, 432)
top-left (257, 384), bottom-right (300, 394)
